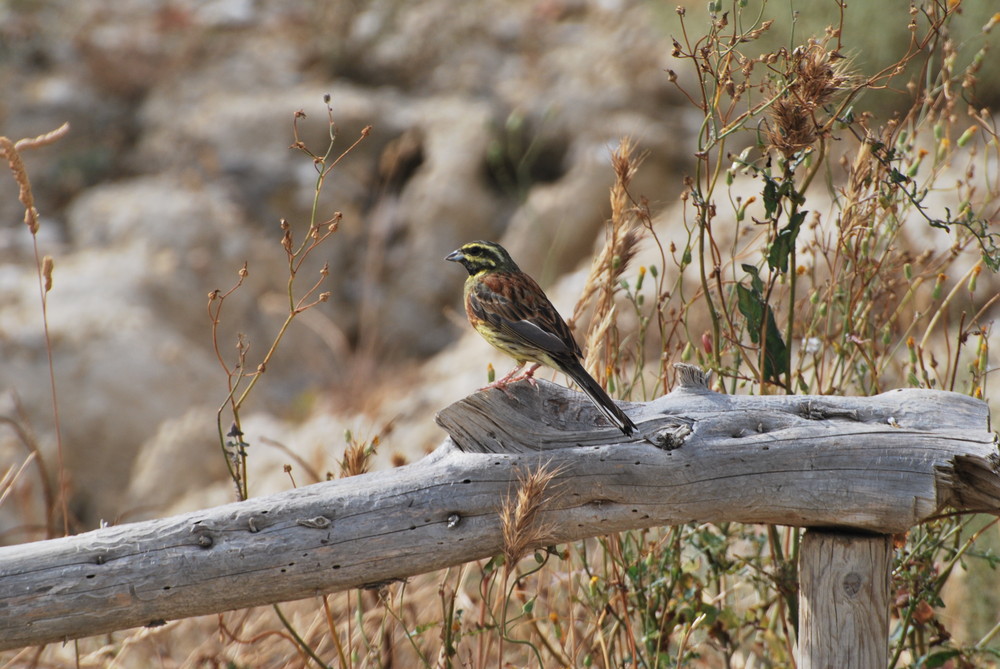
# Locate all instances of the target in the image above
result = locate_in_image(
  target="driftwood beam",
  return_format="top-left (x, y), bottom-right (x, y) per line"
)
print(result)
top-left (0, 368), bottom-right (996, 650)
top-left (437, 371), bottom-right (999, 530)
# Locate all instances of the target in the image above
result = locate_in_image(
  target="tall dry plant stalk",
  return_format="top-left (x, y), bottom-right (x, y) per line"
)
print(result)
top-left (496, 463), bottom-right (561, 668)
top-left (571, 137), bottom-right (646, 388)
top-left (1, 122), bottom-right (71, 537)
top-left (209, 99), bottom-right (370, 500)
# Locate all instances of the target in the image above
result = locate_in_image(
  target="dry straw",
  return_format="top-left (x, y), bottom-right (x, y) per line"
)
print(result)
top-left (573, 137), bottom-right (646, 384)
top-left (499, 463), bottom-right (561, 572)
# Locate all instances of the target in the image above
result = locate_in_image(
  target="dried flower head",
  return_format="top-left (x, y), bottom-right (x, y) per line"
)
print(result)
top-left (768, 97), bottom-right (818, 158)
top-left (766, 41), bottom-right (853, 158)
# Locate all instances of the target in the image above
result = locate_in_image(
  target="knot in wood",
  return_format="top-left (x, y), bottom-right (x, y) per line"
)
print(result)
top-left (842, 571), bottom-right (863, 597)
top-left (652, 421), bottom-right (693, 450)
top-left (189, 524), bottom-right (214, 548)
top-left (296, 516), bottom-right (332, 529)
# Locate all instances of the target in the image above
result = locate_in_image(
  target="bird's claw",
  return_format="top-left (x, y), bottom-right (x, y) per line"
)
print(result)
top-left (479, 363), bottom-right (540, 396)
top-left (482, 379), bottom-right (517, 398)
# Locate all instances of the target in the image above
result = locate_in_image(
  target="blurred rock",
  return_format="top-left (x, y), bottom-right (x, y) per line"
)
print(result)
top-left (0, 0), bottom-right (696, 526)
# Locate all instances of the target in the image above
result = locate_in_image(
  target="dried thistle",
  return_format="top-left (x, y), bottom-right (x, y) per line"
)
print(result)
top-left (766, 41), bottom-right (853, 158)
top-left (768, 96), bottom-right (819, 159)
top-left (339, 422), bottom-right (393, 478)
top-left (499, 464), bottom-right (561, 572)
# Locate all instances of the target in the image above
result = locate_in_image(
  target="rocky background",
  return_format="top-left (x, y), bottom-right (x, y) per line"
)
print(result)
top-left (1, 0), bottom-right (997, 532)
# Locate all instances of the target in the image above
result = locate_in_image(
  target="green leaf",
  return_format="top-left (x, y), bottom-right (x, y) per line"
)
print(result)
top-left (762, 177), bottom-right (779, 219)
top-left (736, 283), bottom-right (763, 343)
top-left (761, 307), bottom-right (789, 384)
top-left (767, 210), bottom-right (807, 272)
top-left (921, 649), bottom-right (961, 668)
top-left (740, 263), bottom-right (763, 294)
top-left (737, 266), bottom-right (789, 385)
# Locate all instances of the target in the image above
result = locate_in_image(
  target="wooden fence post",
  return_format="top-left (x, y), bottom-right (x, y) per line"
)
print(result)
top-left (798, 530), bottom-right (893, 668)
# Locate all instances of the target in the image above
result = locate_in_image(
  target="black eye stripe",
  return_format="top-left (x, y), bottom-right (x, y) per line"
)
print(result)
top-left (464, 244), bottom-right (497, 262)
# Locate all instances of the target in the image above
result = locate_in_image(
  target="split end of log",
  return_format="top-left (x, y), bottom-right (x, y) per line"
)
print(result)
top-left (939, 451), bottom-right (1000, 513)
top-left (673, 362), bottom-right (710, 390)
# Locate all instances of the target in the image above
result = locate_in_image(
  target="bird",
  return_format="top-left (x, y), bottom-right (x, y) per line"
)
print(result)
top-left (446, 240), bottom-right (638, 437)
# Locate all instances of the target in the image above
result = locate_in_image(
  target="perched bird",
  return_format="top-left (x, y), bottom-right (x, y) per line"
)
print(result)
top-left (446, 240), bottom-right (638, 437)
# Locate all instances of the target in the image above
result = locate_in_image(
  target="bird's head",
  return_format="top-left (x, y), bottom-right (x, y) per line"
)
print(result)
top-left (445, 241), bottom-right (520, 276)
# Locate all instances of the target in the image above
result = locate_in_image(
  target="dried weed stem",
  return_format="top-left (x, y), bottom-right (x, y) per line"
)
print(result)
top-left (2, 122), bottom-right (72, 536)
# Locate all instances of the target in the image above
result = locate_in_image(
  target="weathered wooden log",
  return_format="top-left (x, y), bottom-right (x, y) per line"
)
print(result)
top-left (0, 366), bottom-right (995, 651)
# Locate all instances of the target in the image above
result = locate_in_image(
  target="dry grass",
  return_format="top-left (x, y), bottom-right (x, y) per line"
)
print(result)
top-left (499, 464), bottom-right (560, 570)
top-left (573, 137), bottom-right (647, 389)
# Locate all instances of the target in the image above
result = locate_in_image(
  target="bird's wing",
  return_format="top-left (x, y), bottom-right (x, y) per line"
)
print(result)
top-left (471, 272), bottom-right (582, 360)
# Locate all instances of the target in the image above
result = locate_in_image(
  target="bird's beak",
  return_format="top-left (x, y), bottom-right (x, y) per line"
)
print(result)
top-left (445, 249), bottom-right (464, 263)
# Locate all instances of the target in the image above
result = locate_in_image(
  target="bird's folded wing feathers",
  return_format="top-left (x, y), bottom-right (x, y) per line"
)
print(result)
top-left (469, 277), bottom-right (580, 359)
top-left (502, 319), bottom-right (574, 356)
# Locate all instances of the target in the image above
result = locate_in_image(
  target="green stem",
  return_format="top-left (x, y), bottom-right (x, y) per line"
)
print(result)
top-left (273, 603), bottom-right (331, 668)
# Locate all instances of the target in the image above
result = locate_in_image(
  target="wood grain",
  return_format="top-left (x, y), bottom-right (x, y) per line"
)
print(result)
top-left (799, 531), bottom-right (892, 668)
top-left (0, 372), bottom-right (994, 650)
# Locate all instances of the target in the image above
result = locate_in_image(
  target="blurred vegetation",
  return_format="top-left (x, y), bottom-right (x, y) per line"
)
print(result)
top-left (654, 0), bottom-right (1000, 112)
top-left (2, 0), bottom-right (998, 667)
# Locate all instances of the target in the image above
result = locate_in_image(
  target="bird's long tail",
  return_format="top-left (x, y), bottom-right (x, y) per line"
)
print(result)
top-left (562, 360), bottom-right (638, 437)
